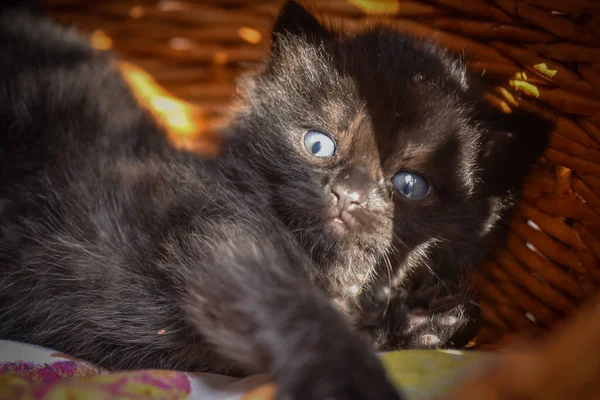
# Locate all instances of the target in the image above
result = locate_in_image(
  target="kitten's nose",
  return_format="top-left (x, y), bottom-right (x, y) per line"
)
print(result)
top-left (331, 167), bottom-right (370, 209)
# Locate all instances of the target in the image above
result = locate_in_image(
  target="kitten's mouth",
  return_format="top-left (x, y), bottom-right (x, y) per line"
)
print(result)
top-left (330, 217), bottom-right (348, 236)
top-left (328, 210), bottom-right (358, 237)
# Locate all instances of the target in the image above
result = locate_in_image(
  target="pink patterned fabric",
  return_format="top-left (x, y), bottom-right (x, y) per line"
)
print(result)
top-left (0, 340), bottom-right (269, 400)
top-left (0, 340), bottom-right (488, 400)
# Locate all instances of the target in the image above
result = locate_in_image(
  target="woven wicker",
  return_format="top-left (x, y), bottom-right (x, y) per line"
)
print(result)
top-left (43, 0), bottom-right (600, 348)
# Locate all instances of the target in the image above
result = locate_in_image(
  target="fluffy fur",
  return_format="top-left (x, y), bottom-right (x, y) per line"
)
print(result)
top-left (0, 2), bottom-right (551, 399)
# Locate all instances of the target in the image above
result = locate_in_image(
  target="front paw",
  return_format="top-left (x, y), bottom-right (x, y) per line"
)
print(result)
top-left (402, 301), bottom-right (479, 349)
top-left (275, 336), bottom-right (404, 400)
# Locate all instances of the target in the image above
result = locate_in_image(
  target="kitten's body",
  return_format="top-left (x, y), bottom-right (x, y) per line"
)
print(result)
top-left (0, 2), bottom-right (550, 399)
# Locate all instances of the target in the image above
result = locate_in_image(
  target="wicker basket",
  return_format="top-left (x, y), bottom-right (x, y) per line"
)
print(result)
top-left (44, 0), bottom-right (600, 348)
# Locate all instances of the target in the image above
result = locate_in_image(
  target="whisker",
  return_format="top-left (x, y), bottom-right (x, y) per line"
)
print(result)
top-left (380, 252), bottom-right (393, 321)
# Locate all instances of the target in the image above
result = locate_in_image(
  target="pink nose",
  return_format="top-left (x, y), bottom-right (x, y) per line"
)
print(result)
top-left (330, 167), bottom-right (370, 210)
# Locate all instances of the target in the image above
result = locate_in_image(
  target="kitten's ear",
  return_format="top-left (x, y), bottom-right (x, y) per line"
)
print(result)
top-left (479, 107), bottom-right (553, 196)
top-left (271, 1), bottom-right (329, 48)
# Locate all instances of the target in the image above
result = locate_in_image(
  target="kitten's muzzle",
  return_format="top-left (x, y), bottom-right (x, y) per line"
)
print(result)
top-left (328, 167), bottom-right (373, 234)
top-left (330, 167), bottom-right (370, 209)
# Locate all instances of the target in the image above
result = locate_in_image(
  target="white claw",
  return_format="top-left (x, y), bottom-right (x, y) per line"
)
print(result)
top-left (439, 315), bottom-right (458, 326)
top-left (420, 334), bottom-right (440, 347)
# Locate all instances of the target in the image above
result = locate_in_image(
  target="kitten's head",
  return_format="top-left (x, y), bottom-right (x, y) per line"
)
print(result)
top-left (228, 1), bottom-right (551, 303)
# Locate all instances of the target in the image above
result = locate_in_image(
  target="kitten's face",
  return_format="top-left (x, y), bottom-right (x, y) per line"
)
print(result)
top-left (231, 2), bottom-right (550, 304)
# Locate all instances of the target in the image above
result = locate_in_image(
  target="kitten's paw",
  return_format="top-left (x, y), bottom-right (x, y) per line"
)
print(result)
top-left (275, 337), bottom-right (404, 400)
top-left (403, 301), bottom-right (479, 349)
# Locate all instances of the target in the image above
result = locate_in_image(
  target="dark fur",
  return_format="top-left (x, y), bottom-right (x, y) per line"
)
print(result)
top-left (0, 2), bottom-right (551, 399)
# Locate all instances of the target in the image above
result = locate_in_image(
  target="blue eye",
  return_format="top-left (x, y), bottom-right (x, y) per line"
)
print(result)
top-left (303, 130), bottom-right (336, 158)
top-left (392, 172), bottom-right (430, 200)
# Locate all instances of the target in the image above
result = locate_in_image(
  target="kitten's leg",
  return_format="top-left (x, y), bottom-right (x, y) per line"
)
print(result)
top-left (1, 209), bottom-right (402, 398)
top-left (401, 295), bottom-right (480, 349)
top-left (363, 283), bottom-right (480, 351)
top-left (402, 276), bottom-right (481, 349)
top-left (176, 220), bottom-right (403, 400)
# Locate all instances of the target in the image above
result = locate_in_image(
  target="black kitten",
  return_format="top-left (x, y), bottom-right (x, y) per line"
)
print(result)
top-left (0, 1), bottom-right (550, 399)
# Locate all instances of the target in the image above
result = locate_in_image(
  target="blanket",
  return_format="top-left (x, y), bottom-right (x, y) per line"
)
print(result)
top-left (0, 340), bottom-right (493, 400)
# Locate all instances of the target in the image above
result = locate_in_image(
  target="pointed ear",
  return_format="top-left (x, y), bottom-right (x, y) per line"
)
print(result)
top-left (479, 107), bottom-right (553, 196)
top-left (271, 1), bottom-right (329, 49)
